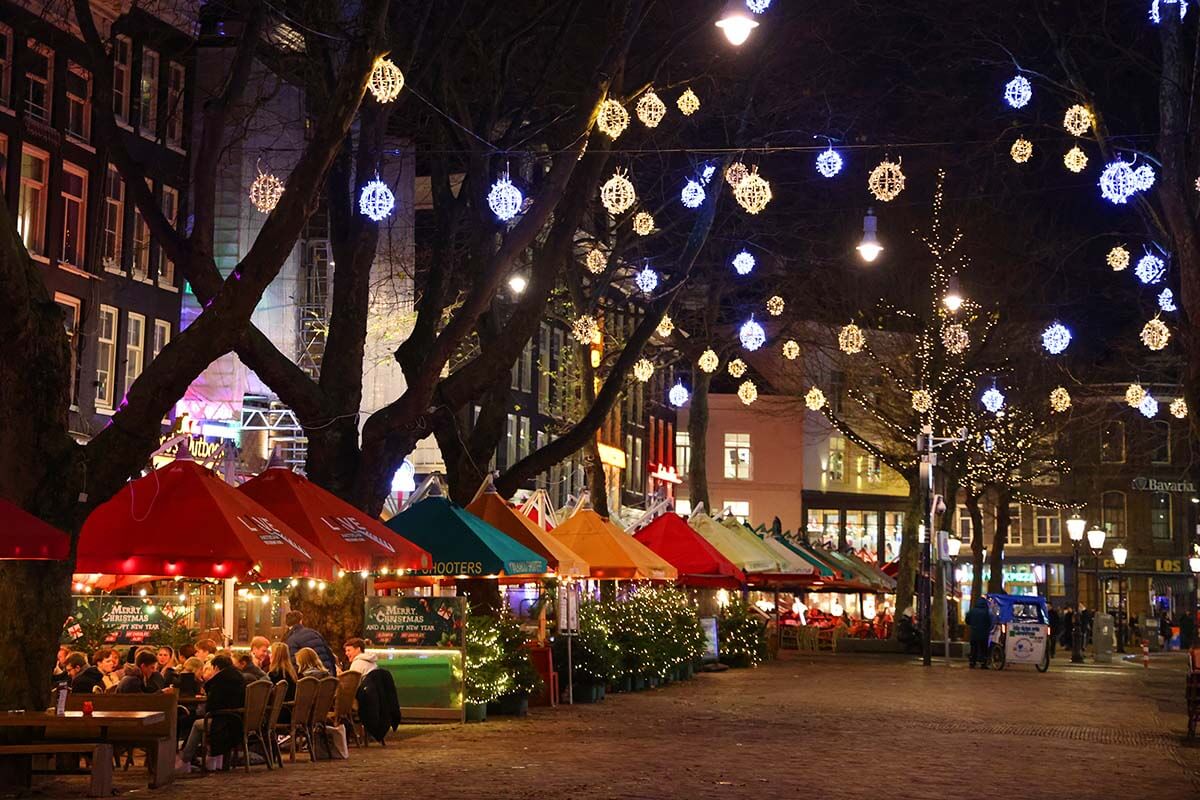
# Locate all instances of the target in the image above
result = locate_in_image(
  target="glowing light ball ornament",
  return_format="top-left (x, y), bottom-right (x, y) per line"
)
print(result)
top-left (600, 170), bottom-right (636, 214)
top-left (1004, 75), bottom-right (1032, 108)
top-left (805, 387), bottom-right (826, 411)
top-left (942, 323), bottom-right (970, 354)
top-left (739, 317), bottom-right (766, 351)
top-left (1134, 165), bottom-right (1157, 191)
top-left (635, 90), bottom-right (666, 128)
top-left (738, 380), bottom-right (759, 406)
top-left (981, 387), bottom-right (1006, 414)
top-left (868, 159), bottom-right (906, 202)
top-left (1099, 159), bottom-right (1153, 204)
top-left (1170, 397), bottom-right (1188, 419)
top-left (726, 162), bottom-right (749, 188)
top-left (838, 323), bottom-right (866, 354)
top-left (1064, 146), bottom-right (1088, 174)
top-left (746, 0), bottom-right (771, 12)
top-left (1150, 0), bottom-right (1189, 24)
top-left (727, 358), bottom-right (747, 378)
top-left (677, 88), bottom-right (700, 116)
top-left (1049, 387), bottom-right (1072, 413)
top-left (734, 167), bottom-right (773, 214)
top-left (698, 348), bottom-right (720, 373)
top-left (912, 389), bottom-right (932, 414)
top-left (669, 382), bottom-right (690, 407)
top-left (1063, 105), bottom-right (1094, 137)
top-left (1141, 317), bottom-right (1170, 350)
top-left (597, 99), bottom-right (629, 139)
top-left (249, 169), bottom-right (284, 213)
top-left (681, 180), bottom-right (706, 209)
top-left (1135, 253), bottom-right (1166, 284)
top-left (1125, 382), bottom-right (1146, 408)
top-left (766, 295), bottom-right (785, 316)
top-left (816, 147), bottom-right (844, 178)
top-left (732, 250), bottom-right (756, 275)
top-left (1010, 138), bottom-right (1033, 164)
top-left (782, 339), bottom-right (800, 360)
top-left (1140, 394), bottom-right (1160, 418)
top-left (1041, 322), bottom-right (1072, 355)
top-left (656, 315), bottom-right (675, 337)
top-left (633, 358), bottom-right (655, 382)
top-left (368, 58), bottom-right (404, 103)
top-left (571, 314), bottom-right (599, 344)
top-left (633, 211), bottom-right (655, 235)
top-left (1159, 289), bottom-right (1177, 312)
top-left (359, 176), bottom-right (395, 221)
top-left (585, 249), bottom-right (606, 274)
top-left (487, 171), bottom-right (523, 222)
top-left (983, 434), bottom-right (995, 453)
top-left (1107, 246), bottom-right (1131, 271)
top-left (634, 265), bottom-right (659, 294)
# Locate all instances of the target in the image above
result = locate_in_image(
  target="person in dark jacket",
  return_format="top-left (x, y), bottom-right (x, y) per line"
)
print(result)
top-left (65, 652), bottom-right (103, 693)
top-left (176, 655), bottom-right (245, 772)
top-left (1179, 610), bottom-right (1196, 650)
top-left (1060, 606), bottom-right (1075, 649)
top-left (356, 667), bottom-right (401, 744)
top-left (117, 650), bottom-right (167, 693)
top-left (1047, 604), bottom-right (1060, 658)
top-left (235, 653), bottom-right (267, 683)
top-left (965, 598), bottom-right (992, 669)
top-left (284, 611), bottom-right (337, 674)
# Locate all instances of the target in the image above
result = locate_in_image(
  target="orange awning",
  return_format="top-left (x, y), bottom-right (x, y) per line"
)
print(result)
top-left (552, 507), bottom-right (678, 581)
top-left (467, 487), bottom-right (589, 578)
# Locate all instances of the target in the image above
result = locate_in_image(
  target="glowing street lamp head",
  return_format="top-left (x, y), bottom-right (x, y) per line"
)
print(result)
top-left (943, 276), bottom-right (964, 313)
top-left (507, 274), bottom-right (528, 294)
top-left (1066, 514), bottom-right (1087, 542)
top-left (857, 208), bottom-right (882, 262)
top-left (1086, 527), bottom-right (1106, 551)
top-left (1112, 545), bottom-right (1128, 567)
top-left (716, 0), bottom-right (759, 45)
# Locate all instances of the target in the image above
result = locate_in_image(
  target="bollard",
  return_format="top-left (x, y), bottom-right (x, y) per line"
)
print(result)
top-left (1142, 640), bottom-right (1150, 668)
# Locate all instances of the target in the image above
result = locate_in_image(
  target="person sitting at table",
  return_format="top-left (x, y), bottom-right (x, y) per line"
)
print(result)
top-left (157, 646), bottom-right (178, 685)
top-left (194, 639), bottom-right (218, 664)
top-left (117, 650), bottom-right (167, 693)
top-left (89, 647), bottom-right (122, 691)
top-left (175, 654), bottom-right (245, 773)
top-left (174, 657), bottom-right (205, 696)
top-left (344, 638), bottom-right (377, 676)
top-left (235, 652), bottom-right (267, 683)
top-left (65, 652), bottom-right (102, 693)
top-left (268, 642), bottom-right (298, 722)
top-left (249, 636), bottom-right (271, 671)
top-left (295, 647), bottom-right (329, 678)
top-left (53, 645), bottom-right (73, 683)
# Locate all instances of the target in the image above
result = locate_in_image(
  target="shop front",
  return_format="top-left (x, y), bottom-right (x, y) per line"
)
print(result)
top-left (1095, 554), bottom-right (1196, 621)
top-left (802, 492), bottom-right (907, 565)
top-left (950, 557), bottom-right (1073, 620)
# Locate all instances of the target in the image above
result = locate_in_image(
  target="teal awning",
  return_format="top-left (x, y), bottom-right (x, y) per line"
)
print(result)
top-left (385, 497), bottom-right (548, 577)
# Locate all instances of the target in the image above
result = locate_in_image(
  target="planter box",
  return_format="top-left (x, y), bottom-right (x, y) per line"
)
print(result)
top-left (465, 702), bottom-right (487, 723)
top-left (487, 694), bottom-right (529, 717)
top-left (632, 675), bottom-right (646, 691)
top-left (573, 683), bottom-right (605, 703)
top-left (682, 662), bottom-right (695, 679)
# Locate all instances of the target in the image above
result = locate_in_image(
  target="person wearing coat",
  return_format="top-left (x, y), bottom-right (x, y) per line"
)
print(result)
top-left (176, 655), bottom-right (245, 772)
top-left (284, 611), bottom-right (338, 674)
top-left (1047, 604), bottom-right (1061, 658)
top-left (965, 597), bottom-right (992, 669)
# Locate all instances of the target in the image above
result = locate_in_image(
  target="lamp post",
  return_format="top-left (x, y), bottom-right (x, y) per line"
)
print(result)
top-left (917, 425), bottom-right (968, 667)
top-left (857, 208), bottom-right (883, 263)
top-left (1086, 527), bottom-right (1107, 654)
top-left (1191, 554), bottom-right (1200, 640)
top-left (715, 0), bottom-right (759, 46)
top-left (1112, 544), bottom-right (1128, 653)
top-left (1066, 514), bottom-right (1087, 663)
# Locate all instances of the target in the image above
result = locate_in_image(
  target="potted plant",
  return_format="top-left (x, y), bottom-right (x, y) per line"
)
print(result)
top-left (464, 615), bottom-right (510, 722)
top-left (718, 597), bottom-right (768, 668)
top-left (488, 613), bottom-right (542, 716)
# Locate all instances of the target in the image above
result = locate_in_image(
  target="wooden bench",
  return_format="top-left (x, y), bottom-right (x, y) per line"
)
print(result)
top-left (58, 692), bottom-right (178, 788)
top-left (0, 742), bottom-right (114, 797)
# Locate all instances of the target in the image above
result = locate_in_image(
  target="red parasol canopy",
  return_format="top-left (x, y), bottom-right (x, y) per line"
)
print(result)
top-left (633, 513), bottom-right (746, 589)
top-left (0, 499), bottom-right (70, 560)
top-left (77, 457), bottom-right (335, 580)
top-left (239, 466), bottom-right (432, 573)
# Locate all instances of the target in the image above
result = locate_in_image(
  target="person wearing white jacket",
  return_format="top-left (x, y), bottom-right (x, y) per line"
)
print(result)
top-left (343, 638), bottom-right (378, 675)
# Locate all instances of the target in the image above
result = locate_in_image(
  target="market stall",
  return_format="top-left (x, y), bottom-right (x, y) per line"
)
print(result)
top-left (633, 512), bottom-right (746, 589)
top-left (466, 481), bottom-right (588, 579)
top-left (688, 511), bottom-right (782, 575)
top-left (551, 500), bottom-right (677, 581)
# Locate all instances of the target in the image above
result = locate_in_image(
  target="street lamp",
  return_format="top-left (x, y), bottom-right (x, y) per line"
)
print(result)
top-left (857, 208), bottom-right (883, 263)
top-left (946, 534), bottom-right (962, 558)
top-left (715, 0), bottom-right (759, 46)
top-left (1067, 514), bottom-right (1087, 664)
top-left (1086, 527), bottom-right (1106, 655)
top-left (1112, 544), bottom-right (1128, 653)
top-left (507, 274), bottom-right (528, 294)
top-left (943, 276), bottom-right (964, 313)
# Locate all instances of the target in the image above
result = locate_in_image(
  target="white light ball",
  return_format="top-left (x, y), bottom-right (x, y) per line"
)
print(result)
top-left (1158, 289), bottom-right (1176, 312)
top-left (1135, 254), bottom-right (1166, 285)
top-left (982, 387), bottom-right (1005, 413)
top-left (1004, 75), bottom-right (1032, 108)
top-left (669, 382), bottom-right (690, 407)
top-left (1041, 322), bottom-right (1072, 355)
top-left (739, 317), bottom-right (766, 351)
top-left (635, 265), bottom-right (659, 294)
top-left (359, 178), bottom-right (395, 221)
top-left (1140, 394), bottom-right (1159, 418)
top-left (816, 148), bottom-right (843, 178)
top-left (487, 175), bottom-right (523, 222)
top-left (681, 180), bottom-right (706, 209)
top-left (732, 250), bottom-right (756, 275)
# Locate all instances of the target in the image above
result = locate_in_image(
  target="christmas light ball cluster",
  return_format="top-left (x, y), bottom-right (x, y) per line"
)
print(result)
top-left (942, 323), bottom-right (970, 354)
top-left (669, 382), bottom-right (690, 407)
top-left (677, 88), bottom-right (700, 116)
top-left (981, 387), bottom-right (1006, 414)
top-left (585, 249), bottom-right (606, 274)
top-left (597, 99), bottom-right (630, 139)
top-left (868, 159), bottom-right (906, 202)
top-left (725, 162), bottom-right (749, 188)
top-left (368, 58), bottom-right (404, 103)
top-left (1100, 159), bottom-right (1155, 204)
top-left (359, 177), bottom-right (395, 221)
top-left (1107, 245), bottom-right (1130, 271)
top-left (1004, 75), bottom-right (1032, 108)
top-left (633, 358), bottom-right (655, 382)
top-left (911, 389), bottom-right (932, 413)
top-left (739, 317), bottom-right (766, 351)
top-left (1064, 146), bottom-right (1089, 173)
top-left (636, 90), bottom-right (666, 128)
top-left (766, 295), bottom-right (785, 316)
top-left (656, 315), bottom-right (674, 337)
top-left (571, 314), bottom-right (599, 344)
top-left (1159, 289), bottom-right (1177, 312)
top-left (816, 148), bottom-right (843, 178)
top-left (838, 323), bottom-right (866, 354)
top-left (1125, 382), bottom-right (1146, 408)
top-left (1150, 0), bottom-right (1189, 24)
top-left (487, 173), bottom-right (523, 222)
top-left (732, 250), bottom-right (756, 275)
top-left (249, 170), bottom-right (284, 213)
top-left (1140, 317), bottom-right (1170, 350)
top-left (681, 180), bottom-right (706, 209)
top-left (600, 170), bottom-right (637, 214)
top-left (727, 358), bottom-right (747, 378)
top-left (633, 211), bottom-right (655, 235)
top-left (733, 167), bottom-right (773, 214)
top-left (1063, 104), bottom-right (1094, 137)
top-left (805, 387), bottom-right (826, 411)
top-left (634, 265), bottom-right (659, 294)
top-left (738, 380), bottom-right (759, 406)
top-left (1140, 394), bottom-right (1159, 418)
top-left (1010, 137), bottom-right (1033, 164)
top-left (782, 339), bottom-right (800, 360)
top-left (1049, 386), bottom-right (1072, 413)
top-left (1135, 254), bottom-right (1166, 285)
top-left (1041, 322), bottom-right (1072, 355)
top-left (698, 348), bottom-right (720, 373)
top-left (1170, 397), bottom-right (1188, 419)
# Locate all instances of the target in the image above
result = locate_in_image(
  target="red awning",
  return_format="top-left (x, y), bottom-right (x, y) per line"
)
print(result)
top-left (633, 513), bottom-right (746, 590)
top-left (239, 466), bottom-right (432, 573)
top-left (77, 458), bottom-right (335, 580)
top-left (0, 499), bottom-right (70, 560)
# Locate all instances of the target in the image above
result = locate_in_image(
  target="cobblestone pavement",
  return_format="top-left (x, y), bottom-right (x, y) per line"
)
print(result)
top-left (26, 652), bottom-right (1200, 800)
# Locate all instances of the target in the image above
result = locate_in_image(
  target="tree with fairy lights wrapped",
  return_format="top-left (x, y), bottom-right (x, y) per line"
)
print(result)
top-left (464, 615), bottom-right (512, 717)
top-left (717, 596), bottom-right (768, 668)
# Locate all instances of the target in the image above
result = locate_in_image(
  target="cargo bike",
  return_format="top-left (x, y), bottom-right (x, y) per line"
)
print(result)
top-left (986, 594), bottom-right (1051, 672)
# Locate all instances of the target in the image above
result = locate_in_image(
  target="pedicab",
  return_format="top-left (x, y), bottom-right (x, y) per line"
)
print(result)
top-left (986, 594), bottom-right (1051, 672)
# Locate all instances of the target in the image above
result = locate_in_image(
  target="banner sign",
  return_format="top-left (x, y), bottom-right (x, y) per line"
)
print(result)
top-left (62, 597), bottom-right (193, 646)
top-left (363, 596), bottom-right (466, 647)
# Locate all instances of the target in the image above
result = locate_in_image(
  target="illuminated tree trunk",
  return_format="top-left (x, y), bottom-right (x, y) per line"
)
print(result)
top-left (965, 486), bottom-right (986, 606)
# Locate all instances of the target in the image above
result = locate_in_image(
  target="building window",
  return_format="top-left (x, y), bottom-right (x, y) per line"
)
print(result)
top-left (152, 319), bottom-right (170, 359)
top-left (54, 294), bottom-right (80, 406)
top-left (675, 498), bottom-right (692, 516)
top-left (1101, 491), bottom-right (1126, 539)
top-left (139, 48), bottom-right (159, 136)
top-left (723, 433), bottom-right (751, 480)
top-left (112, 36), bottom-right (132, 123)
top-left (96, 305), bottom-right (118, 409)
top-left (518, 416), bottom-right (530, 460)
top-left (125, 312), bottom-right (145, 392)
top-left (60, 164), bottom-right (87, 268)
top-left (634, 436), bottom-right (643, 493)
top-left (828, 370), bottom-right (846, 414)
top-left (24, 40), bottom-right (52, 121)
top-left (65, 64), bottom-right (91, 142)
top-left (724, 500), bottom-right (750, 524)
top-left (1034, 508), bottom-right (1061, 546)
top-left (1151, 493), bottom-right (1172, 540)
top-left (808, 509), bottom-right (840, 548)
top-left (18, 146), bottom-right (49, 256)
top-left (1100, 420), bottom-right (1125, 463)
top-left (166, 62), bottom-right (185, 147)
top-left (675, 431), bottom-right (691, 476)
top-left (1152, 421), bottom-right (1171, 464)
top-left (956, 505), bottom-right (972, 544)
top-left (828, 437), bottom-right (845, 482)
top-left (1047, 564), bottom-right (1065, 596)
top-left (504, 414), bottom-right (517, 470)
top-left (0, 24), bottom-right (12, 107)
top-left (103, 166), bottom-right (124, 271)
top-left (132, 181), bottom-right (152, 280)
top-left (159, 186), bottom-right (178, 287)
top-left (865, 454), bottom-right (882, 483)
top-left (1006, 505), bottom-right (1023, 546)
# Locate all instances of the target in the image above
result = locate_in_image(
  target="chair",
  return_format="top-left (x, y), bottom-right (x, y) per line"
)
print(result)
top-left (308, 676), bottom-right (339, 761)
top-left (332, 671), bottom-right (362, 747)
top-left (277, 676), bottom-right (318, 763)
top-left (227, 680), bottom-right (272, 772)
top-left (264, 680), bottom-right (288, 768)
top-left (60, 691), bottom-right (178, 789)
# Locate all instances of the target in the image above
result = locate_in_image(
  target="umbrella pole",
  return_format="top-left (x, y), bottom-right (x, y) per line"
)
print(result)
top-left (223, 579), bottom-right (235, 646)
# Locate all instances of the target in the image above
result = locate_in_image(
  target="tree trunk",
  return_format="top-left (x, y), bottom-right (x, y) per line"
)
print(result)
top-left (987, 489), bottom-right (1011, 594)
top-left (965, 486), bottom-right (986, 606)
top-left (892, 473), bottom-right (921, 621)
top-left (687, 370), bottom-right (712, 514)
top-left (933, 473), bottom-right (957, 644)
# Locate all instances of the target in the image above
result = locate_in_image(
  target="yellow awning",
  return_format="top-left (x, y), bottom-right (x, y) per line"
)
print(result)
top-left (552, 508), bottom-right (677, 581)
top-left (466, 490), bottom-right (590, 578)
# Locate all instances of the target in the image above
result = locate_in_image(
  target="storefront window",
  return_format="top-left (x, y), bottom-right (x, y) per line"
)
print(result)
top-left (845, 511), bottom-right (880, 561)
top-left (1046, 564), bottom-right (1065, 596)
top-left (883, 512), bottom-right (904, 562)
top-left (1151, 493), bottom-right (1172, 540)
top-left (807, 509), bottom-right (839, 548)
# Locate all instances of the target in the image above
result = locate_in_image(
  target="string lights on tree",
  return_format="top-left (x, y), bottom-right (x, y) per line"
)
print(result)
top-left (1140, 317), bottom-right (1170, 350)
top-left (1041, 322), bottom-right (1072, 355)
top-left (656, 315), bottom-right (675, 337)
top-left (1049, 386), bottom-right (1072, 413)
top-left (732, 250), bottom-right (756, 275)
top-left (633, 358), bottom-right (655, 382)
top-left (739, 380), bottom-right (759, 406)
top-left (249, 169), bottom-right (284, 213)
top-left (725, 162), bottom-right (749, 187)
top-left (739, 317), bottom-right (766, 351)
top-left (782, 339), bottom-right (800, 360)
top-left (368, 57), bottom-right (404, 103)
top-left (1064, 146), bottom-right (1088, 173)
top-left (600, 169), bottom-right (637, 214)
top-left (1004, 75), bottom-right (1032, 108)
top-left (727, 358), bottom-right (747, 378)
top-left (597, 99), bottom-right (630, 139)
top-left (911, 389), bottom-right (932, 413)
top-left (487, 170), bottom-right (523, 222)
top-left (1010, 137), bottom-right (1033, 164)
top-left (633, 211), bottom-right (655, 235)
top-left (1139, 393), bottom-right (1159, 418)
top-left (359, 176), bottom-right (395, 221)
top-left (585, 249), bottom-right (607, 274)
top-left (1100, 159), bottom-right (1154, 204)
top-left (942, 323), bottom-right (969, 354)
top-left (1135, 253), bottom-right (1166, 285)
top-left (635, 90), bottom-right (666, 128)
top-left (838, 323), bottom-right (866, 354)
top-left (1158, 289), bottom-right (1177, 312)
top-left (766, 295), bottom-right (785, 316)
top-left (816, 147), bottom-right (844, 178)
top-left (868, 159), bottom-right (906, 202)
top-left (1063, 104), bottom-right (1094, 136)
top-left (677, 88), bottom-right (700, 116)
top-left (733, 166), bottom-right (773, 214)
top-left (1150, 0), bottom-right (1189, 24)
top-left (1107, 245), bottom-right (1131, 271)
top-left (698, 348), bottom-right (720, 373)
top-left (981, 387), bottom-right (1006, 414)
top-left (681, 180), bottom-right (706, 209)
top-left (1170, 397), bottom-right (1188, 419)
top-left (804, 387), bottom-right (826, 411)
top-left (634, 265), bottom-right (659, 294)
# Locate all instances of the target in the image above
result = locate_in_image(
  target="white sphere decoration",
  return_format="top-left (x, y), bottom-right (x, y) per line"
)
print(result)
top-left (487, 173), bottom-right (523, 222)
top-left (727, 358), bottom-right (747, 378)
top-left (747, 0), bottom-right (772, 12)
top-left (911, 389), bottom-right (932, 414)
top-left (1135, 254), bottom-right (1166, 285)
top-left (981, 387), bottom-right (1006, 414)
top-left (368, 58), bottom-right (405, 103)
top-left (725, 162), bottom-right (749, 188)
top-left (816, 148), bottom-right (844, 178)
top-left (1133, 165), bottom-right (1156, 191)
top-left (868, 159), bottom-right (906, 202)
top-left (633, 211), bottom-right (655, 235)
top-left (1064, 146), bottom-right (1089, 174)
top-left (1125, 382), bottom-right (1146, 408)
top-left (1100, 160), bottom-right (1142, 204)
top-left (1140, 394), bottom-right (1160, 418)
top-left (681, 179), bottom-right (706, 209)
top-left (359, 177), bottom-right (395, 221)
top-left (677, 88), bottom-right (700, 116)
top-left (698, 348), bottom-right (720, 373)
top-left (766, 295), bottom-right (785, 316)
top-left (942, 323), bottom-right (970, 354)
top-left (1141, 317), bottom-right (1170, 350)
top-left (633, 358), bottom-right (655, 382)
top-left (782, 339), bottom-right (800, 360)
top-left (1049, 387), bottom-right (1072, 413)
top-left (701, 164), bottom-right (717, 184)
top-left (585, 249), bottom-right (607, 274)
top-left (1170, 397), bottom-right (1188, 419)
top-left (732, 250), bottom-right (756, 275)
top-left (249, 170), bottom-right (285, 214)
top-left (734, 167), bottom-right (773, 214)
top-left (669, 382), bottom-right (690, 407)
top-left (1041, 322), bottom-right (1072, 355)
top-left (597, 99), bottom-right (629, 139)
top-left (739, 317), bottom-right (766, 351)
top-left (571, 314), bottom-right (599, 344)
top-left (600, 170), bottom-right (637, 215)
top-left (1107, 246), bottom-right (1131, 271)
top-left (1063, 104), bottom-right (1094, 137)
top-left (634, 265), bottom-right (659, 294)
top-left (804, 387), bottom-right (826, 411)
top-left (1004, 75), bottom-right (1032, 108)
top-left (983, 434), bottom-right (995, 453)
top-left (1158, 289), bottom-right (1177, 312)
top-left (1150, 0), bottom-right (1189, 24)
top-left (838, 323), bottom-right (866, 354)
top-left (738, 380), bottom-right (759, 406)
top-left (635, 90), bottom-right (666, 128)
top-left (656, 315), bottom-right (675, 337)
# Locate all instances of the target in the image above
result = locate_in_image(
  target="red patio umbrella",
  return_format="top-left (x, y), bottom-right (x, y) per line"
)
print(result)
top-left (239, 465), bottom-right (432, 573)
top-left (77, 455), bottom-right (335, 580)
top-left (0, 499), bottom-right (70, 560)
top-left (634, 513), bottom-right (746, 589)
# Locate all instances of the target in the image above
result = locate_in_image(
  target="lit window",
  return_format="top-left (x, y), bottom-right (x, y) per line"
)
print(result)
top-left (808, 509), bottom-right (840, 548)
top-left (723, 433), bottom-right (751, 480)
top-left (1034, 508), bottom-right (1061, 546)
top-left (24, 40), bottom-right (51, 121)
top-left (125, 313), bottom-right (145, 393)
top-left (159, 186), bottom-right (178, 287)
top-left (1006, 505), bottom-right (1022, 546)
top-left (723, 500), bottom-right (750, 524)
top-left (152, 319), bottom-right (170, 359)
top-left (112, 36), bottom-right (132, 123)
top-left (675, 431), bottom-right (691, 476)
top-left (139, 48), bottom-right (159, 136)
top-left (166, 62), bottom-right (185, 147)
top-left (1151, 493), bottom-right (1172, 540)
top-left (54, 294), bottom-right (80, 406)
top-left (828, 437), bottom-right (845, 482)
top-left (60, 163), bottom-right (87, 268)
top-left (18, 146), bottom-right (49, 256)
top-left (0, 25), bottom-right (12, 107)
top-left (132, 180), bottom-right (152, 280)
top-left (65, 64), bottom-right (91, 142)
top-left (1100, 420), bottom-right (1125, 463)
top-left (674, 498), bottom-right (692, 516)
top-left (96, 305), bottom-right (118, 409)
top-left (1101, 491), bottom-right (1126, 539)
top-left (102, 166), bottom-right (124, 271)
top-left (1046, 564), bottom-right (1065, 595)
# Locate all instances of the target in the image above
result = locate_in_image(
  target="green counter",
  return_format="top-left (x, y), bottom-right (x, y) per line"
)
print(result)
top-left (370, 648), bottom-right (464, 722)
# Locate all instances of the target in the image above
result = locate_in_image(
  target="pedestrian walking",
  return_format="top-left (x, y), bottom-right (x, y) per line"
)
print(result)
top-left (1160, 611), bottom-right (1174, 651)
top-left (966, 597), bottom-right (991, 669)
top-left (1047, 604), bottom-right (1060, 658)
top-left (1081, 605), bottom-right (1093, 646)
top-left (1060, 606), bottom-right (1075, 650)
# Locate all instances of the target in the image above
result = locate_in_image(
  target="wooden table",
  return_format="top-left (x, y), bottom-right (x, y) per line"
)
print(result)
top-left (0, 711), bottom-right (169, 789)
